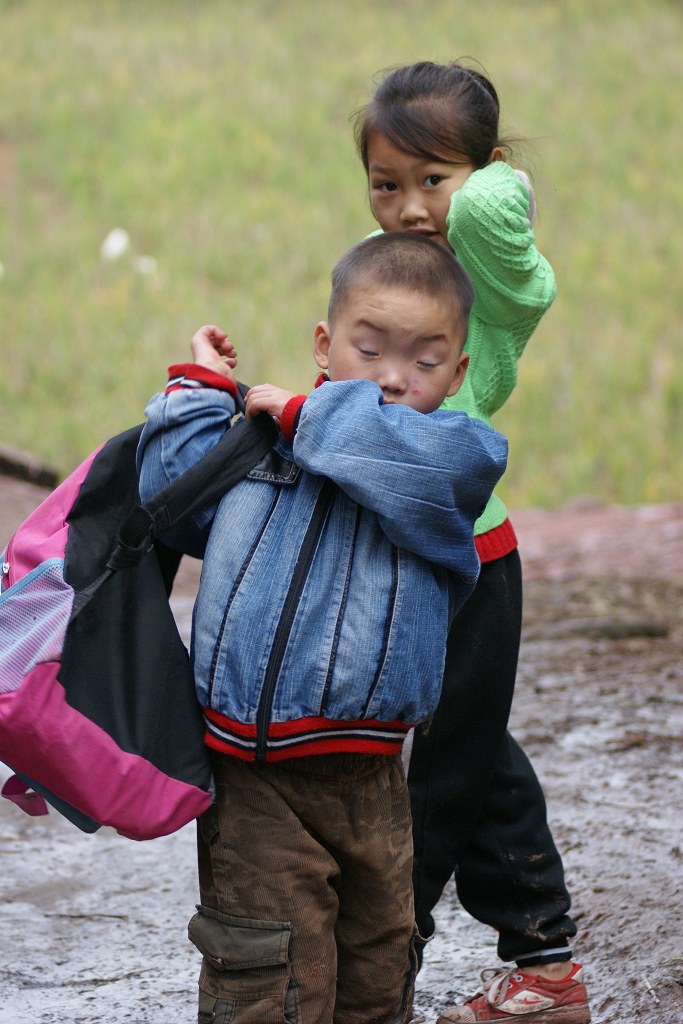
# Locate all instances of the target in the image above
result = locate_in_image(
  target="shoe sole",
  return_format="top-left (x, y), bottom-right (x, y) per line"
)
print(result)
top-left (437, 1004), bottom-right (591, 1024)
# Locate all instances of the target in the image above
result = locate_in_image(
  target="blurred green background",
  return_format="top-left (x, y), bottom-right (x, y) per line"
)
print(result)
top-left (1, 0), bottom-right (681, 506)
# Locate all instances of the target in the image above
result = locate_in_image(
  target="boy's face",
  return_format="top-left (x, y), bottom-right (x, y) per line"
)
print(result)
top-left (313, 286), bottom-right (468, 414)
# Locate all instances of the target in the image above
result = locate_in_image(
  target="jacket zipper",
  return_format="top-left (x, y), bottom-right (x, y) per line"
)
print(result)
top-left (255, 478), bottom-right (336, 762)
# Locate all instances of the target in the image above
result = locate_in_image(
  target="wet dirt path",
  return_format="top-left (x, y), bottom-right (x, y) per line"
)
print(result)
top-left (1, 483), bottom-right (682, 1022)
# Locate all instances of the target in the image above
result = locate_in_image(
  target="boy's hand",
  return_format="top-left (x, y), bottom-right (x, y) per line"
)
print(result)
top-left (190, 325), bottom-right (238, 379)
top-left (245, 383), bottom-right (295, 423)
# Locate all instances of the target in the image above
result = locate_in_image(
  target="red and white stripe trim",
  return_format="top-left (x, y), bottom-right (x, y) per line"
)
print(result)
top-left (165, 363), bottom-right (238, 396)
top-left (203, 708), bottom-right (410, 762)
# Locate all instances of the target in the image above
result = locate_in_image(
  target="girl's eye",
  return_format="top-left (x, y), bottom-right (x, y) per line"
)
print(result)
top-left (373, 181), bottom-right (397, 193)
top-left (424, 174), bottom-right (443, 187)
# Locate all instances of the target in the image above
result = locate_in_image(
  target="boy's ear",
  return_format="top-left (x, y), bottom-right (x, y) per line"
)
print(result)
top-left (446, 351), bottom-right (469, 397)
top-left (313, 322), bottom-right (332, 370)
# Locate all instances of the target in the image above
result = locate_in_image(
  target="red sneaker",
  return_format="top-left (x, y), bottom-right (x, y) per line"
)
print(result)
top-left (436, 963), bottom-right (591, 1023)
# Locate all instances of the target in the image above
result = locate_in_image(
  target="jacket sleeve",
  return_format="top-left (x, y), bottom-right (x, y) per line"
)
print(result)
top-left (136, 366), bottom-right (237, 555)
top-left (447, 161), bottom-right (556, 335)
top-left (292, 380), bottom-right (508, 575)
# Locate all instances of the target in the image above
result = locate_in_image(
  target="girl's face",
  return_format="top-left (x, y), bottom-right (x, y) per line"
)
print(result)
top-left (366, 132), bottom-right (475, 249)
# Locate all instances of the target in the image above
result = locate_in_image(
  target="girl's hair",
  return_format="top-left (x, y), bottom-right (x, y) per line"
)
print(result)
top-left (354, 60), bottom-right (508, 171)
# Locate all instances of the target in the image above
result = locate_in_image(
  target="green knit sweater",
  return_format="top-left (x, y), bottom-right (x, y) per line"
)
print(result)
top-left (440, 160), bottom-right (556, 537)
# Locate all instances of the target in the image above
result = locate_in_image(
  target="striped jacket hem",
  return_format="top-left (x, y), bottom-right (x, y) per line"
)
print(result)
top-left (203, 708), bottom-right (411, 762)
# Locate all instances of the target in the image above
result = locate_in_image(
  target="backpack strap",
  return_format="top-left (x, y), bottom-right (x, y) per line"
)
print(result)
top-left (106, 410), bottom-right (277, 573)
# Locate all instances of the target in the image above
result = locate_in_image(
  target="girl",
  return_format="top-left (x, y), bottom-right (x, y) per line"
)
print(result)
top-left (353, 62), bottom-right (591, 1024)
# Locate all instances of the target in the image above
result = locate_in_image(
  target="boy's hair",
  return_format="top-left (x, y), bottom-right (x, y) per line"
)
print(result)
top-left (328, 232), bottom-right (475, 344)
top-left (354, 60), bottom-right (508, 171)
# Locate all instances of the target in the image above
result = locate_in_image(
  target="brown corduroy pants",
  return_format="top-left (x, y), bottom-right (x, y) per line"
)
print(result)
top-left (190, 751), bottom-right (418, 1024)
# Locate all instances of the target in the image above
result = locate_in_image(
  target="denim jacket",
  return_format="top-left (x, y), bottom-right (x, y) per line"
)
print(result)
top-left (137, 373), bottom-right (507, 762)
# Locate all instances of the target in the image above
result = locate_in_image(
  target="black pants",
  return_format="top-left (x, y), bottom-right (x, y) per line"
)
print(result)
top-left (408, 549), bottom-right (577, 965)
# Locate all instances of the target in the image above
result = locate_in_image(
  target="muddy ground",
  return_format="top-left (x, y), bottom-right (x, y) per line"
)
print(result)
top-left (0, 478), bottom-right (681, 1023)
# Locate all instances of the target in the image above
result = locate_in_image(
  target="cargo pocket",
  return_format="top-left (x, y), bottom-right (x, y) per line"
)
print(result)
top-left (189, 904), bottom-right (300, 1023)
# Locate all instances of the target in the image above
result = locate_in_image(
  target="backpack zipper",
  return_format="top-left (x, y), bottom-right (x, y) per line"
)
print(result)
top-left (2, 538), bottom-right (14, 588)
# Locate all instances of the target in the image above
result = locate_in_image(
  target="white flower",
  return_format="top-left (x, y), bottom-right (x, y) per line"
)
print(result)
top-left (100, 228), bottom-right (131, 261)
top-left (133, 255), bottom-right (157, 276)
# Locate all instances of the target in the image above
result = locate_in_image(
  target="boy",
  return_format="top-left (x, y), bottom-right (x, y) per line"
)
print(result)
top-left (137, 232), bottom-right (508, 1024)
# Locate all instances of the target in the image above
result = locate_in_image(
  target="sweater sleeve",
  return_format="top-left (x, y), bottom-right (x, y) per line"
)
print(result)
top-left (447, 161), bottom-right (556, 335)
top-left (441, 161), bottom-right (557, 432)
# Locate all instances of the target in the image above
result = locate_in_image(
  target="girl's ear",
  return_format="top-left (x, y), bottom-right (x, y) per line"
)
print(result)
top-left (313, 322), bottom-right (332, 370)
top-left (488, 146), bottom-right (506, 164)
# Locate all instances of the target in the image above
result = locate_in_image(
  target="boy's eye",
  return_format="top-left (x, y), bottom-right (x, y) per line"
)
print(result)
top-left (360, 348), bottom-right (379, 358)
top-left (418, 360), bottom-right (437, 370)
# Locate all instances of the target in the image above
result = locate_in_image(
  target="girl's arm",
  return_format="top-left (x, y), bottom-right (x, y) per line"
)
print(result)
top-left (447, 160), bottom-right (556, 329)
top-left (293, 379), bottom-right (508, 575)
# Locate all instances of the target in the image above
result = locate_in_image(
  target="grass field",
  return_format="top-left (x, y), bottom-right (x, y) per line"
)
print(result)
top-left (1, 0), bottom-right (681, 506)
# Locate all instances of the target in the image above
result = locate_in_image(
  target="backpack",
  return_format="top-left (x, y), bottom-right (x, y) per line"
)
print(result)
top-left (0, 404), bottom-right (276, 840)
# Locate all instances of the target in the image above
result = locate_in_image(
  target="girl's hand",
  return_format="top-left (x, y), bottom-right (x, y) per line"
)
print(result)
top-left (190, 325), bottom-right (238, 379)
top-left (512, 169), bottom-right (537, 226)
top-left (245, 383), bottom-right (295, 423)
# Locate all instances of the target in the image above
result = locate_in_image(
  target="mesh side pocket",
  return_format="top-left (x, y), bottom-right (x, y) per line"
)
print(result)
top-left (0, 560), bottom-right (73, 694)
